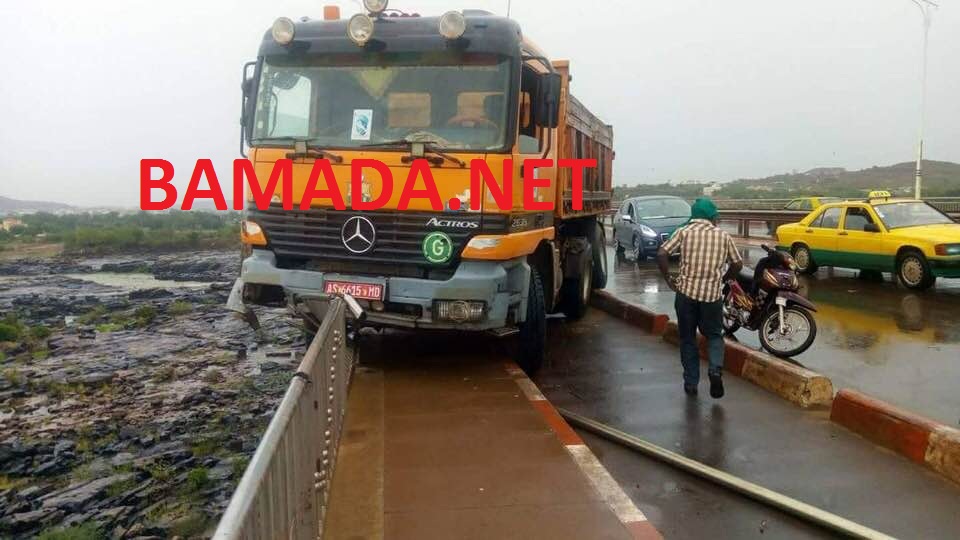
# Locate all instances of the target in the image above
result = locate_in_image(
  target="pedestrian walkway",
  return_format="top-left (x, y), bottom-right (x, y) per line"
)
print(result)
top-left (324, 330), bottom-right (654, 540)
top-left (535, 308), bottom-right (960, 539)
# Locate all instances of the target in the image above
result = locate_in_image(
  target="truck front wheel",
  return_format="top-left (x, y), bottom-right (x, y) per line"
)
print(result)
top-left (518, 267), bottom-right (546, 375)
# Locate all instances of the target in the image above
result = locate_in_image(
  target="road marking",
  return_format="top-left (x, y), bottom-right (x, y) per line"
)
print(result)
top-left (505, 361), bottom-right (661, 540)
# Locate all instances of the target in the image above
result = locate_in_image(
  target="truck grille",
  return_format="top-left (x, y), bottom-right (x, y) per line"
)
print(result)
top-left (248, 206), bottom-right (501, 279)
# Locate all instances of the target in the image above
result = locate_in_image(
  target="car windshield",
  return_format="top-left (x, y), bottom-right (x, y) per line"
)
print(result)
top-left (633, 198), bottom-right (691, 219)
top-left (872, 202), bottom-right (954, 229)
top-left (252, 52), bottom-right (512, 151)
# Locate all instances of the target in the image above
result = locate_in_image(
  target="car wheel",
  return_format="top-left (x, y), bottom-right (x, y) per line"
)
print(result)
top-left (897, 251), bottom-right (935, 291)
top-left (633, 235), bottom-right (646, 263)
top-left (792, 244), bottom-right (818, 275)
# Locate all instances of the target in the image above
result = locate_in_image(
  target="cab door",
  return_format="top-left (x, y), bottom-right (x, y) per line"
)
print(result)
top-left (803, 206), bottom-right (842, 266)
top-left (837, 205), bottom-right (888, 270)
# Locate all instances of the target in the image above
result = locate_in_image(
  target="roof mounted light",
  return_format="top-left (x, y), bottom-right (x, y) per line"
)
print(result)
top-left (363, 0), bottom-right (389, 15)
top-left (438, 11), bottom-right (466, 39)
top-left (348, 14), bottom-right (375, 45)
top-left (271, 17), bottom-right (296, 45)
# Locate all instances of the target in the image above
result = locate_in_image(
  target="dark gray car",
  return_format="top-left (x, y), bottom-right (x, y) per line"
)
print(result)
top-left (613, 196), bottom-right (691, 261)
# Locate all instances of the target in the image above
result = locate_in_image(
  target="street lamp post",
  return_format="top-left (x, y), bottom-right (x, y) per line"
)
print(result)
top-left (910, 0), bottom-right (936, 200)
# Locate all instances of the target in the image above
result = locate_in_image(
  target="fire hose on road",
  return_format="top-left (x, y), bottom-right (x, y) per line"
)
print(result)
top-left (558, 408), bottom-right (897, 540)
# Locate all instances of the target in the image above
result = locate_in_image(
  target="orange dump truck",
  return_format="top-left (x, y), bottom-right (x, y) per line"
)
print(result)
top-left (228, 4), bottom-right (614, 372)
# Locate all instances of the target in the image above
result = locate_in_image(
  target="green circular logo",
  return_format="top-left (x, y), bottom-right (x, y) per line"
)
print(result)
top-left (423, 231), bottom-right (453, 264)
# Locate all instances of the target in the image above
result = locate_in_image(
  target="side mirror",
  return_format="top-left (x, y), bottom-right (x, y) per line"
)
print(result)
top-left (621, 214), bottom-right (633, 223)
top-left (535, 72), bottom-right (561, 128)
top-left (239, 61), bottom-right (257, 154)
top-left (864, 223), bottom-right (880, 233)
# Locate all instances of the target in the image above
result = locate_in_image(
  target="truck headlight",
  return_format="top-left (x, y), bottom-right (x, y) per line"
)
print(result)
top-left (241, 220), bottom-right (267, 246)
top-left (434, 300), bottom-right (485, 323)
top-left (363, 0), bottom-right (388, 14)
top-left (438, 11), bottom-right (466, 39)
top-left (639, 224), bottom-right (658, 238)
top-left (271, 17), bottom-right (295, 45)
top-left (348, 14), bottom-right (375, 45)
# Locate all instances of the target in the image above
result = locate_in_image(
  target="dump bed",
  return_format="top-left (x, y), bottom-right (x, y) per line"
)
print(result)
top-left (554, 61), bottom-right (614, 219)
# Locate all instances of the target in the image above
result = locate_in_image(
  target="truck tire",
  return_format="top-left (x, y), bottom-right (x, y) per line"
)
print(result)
top-left (518, 267), bottom-right (546, 375)
top-left (561, 243), bottom-right (592, 321)
top-left (588, 221), bottom-right (608, 289)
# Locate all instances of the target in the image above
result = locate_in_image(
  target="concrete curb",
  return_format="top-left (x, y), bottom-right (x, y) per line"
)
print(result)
top-left (663, 320), bottom-right (833, 408)
top-left (505, 363), bottom-right (663, 540)
top-left (591, 291), bottom-right (833, 408)
top-left (831, 389), bottom-right (960, 485)
top-left (591, 290), bottom-right (669, 335)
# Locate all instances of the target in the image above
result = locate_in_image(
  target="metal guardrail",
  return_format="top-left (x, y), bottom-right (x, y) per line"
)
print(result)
top-left (214, 297), bottom-right (356, 540)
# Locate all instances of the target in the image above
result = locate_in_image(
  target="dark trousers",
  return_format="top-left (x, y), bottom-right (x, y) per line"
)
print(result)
top-left (674, 293), bottom-right (725, 386)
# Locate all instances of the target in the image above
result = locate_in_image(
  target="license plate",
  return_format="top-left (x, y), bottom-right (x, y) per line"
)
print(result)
top-left (323, 281), bottom-right (384, 301)
top-left (775, 296), bottom-right (788, 306)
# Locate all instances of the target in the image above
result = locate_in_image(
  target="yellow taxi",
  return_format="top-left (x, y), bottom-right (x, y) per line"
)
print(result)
top-left (776, 191), bottom-right (960, 290)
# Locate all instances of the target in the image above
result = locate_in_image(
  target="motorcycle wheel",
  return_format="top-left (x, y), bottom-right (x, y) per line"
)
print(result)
top-left (721, 303), bottom-right (741, 336)
top-left (759, 305), bottom-right (817, 358)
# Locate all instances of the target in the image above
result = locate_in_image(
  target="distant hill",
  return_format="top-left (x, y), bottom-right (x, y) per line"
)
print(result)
top-left (726, 160), bottom-right (960, 198)
top-left (0, 196), bottom-right (74, 214)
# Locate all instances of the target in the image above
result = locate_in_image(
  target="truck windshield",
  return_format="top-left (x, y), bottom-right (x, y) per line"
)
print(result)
top-left (873, 201), bottom-right (954, 229)
top-left (252, 52), bottom-right (512, 151)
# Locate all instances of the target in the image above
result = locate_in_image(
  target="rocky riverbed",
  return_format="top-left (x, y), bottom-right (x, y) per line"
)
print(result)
top-left (0, 251), bottom-right (306, 538)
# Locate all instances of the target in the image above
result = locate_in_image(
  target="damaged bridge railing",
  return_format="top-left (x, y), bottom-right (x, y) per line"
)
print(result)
top-left (213, 297), bottom-right (359, 540)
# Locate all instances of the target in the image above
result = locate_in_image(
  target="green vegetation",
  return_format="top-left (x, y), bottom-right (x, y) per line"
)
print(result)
top-left (134, 305), bottom-right (158, 325)
top-left (31, 324), bottom-right (52, 339)
top-left (169, 511), bottom-right (209, 538)
top-left (0, 210), bottom-right (239, 255)
top-left (0, 320), bottom-right (22, 342)
top-left (232, 456), bottom-right (250, 480)
top-left (94, 322), bottom-right (124, 333)
top-left (168, 300), bottom-right (193, 316)
top-left (185, 467), bottom-right (210, 492)
top-left (148, 460), bottom-right (176, 482)
top-left (0, 474), bottom-right (28, 490)
top-left (77, 305), bottom-right (107, 325)
top-left (37, 523), bottom-right (104, 540)
top-left (105, 477), bottom-right (138, 498)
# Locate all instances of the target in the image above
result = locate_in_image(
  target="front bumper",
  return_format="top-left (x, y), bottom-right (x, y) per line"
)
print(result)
top-left (233, 249), bottom-right (529, 330)
top-left (930, 257), bottom-right (960, 278)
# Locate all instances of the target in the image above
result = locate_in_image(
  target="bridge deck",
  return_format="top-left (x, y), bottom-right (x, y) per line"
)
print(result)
top-left (324, 331), bottom-right (647, 540)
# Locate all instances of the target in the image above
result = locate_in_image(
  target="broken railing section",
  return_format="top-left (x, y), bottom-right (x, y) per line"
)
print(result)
top-left (213, 297), bottom-right (357, 540)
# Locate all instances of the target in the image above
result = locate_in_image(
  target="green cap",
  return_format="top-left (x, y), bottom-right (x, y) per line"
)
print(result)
top-left (690, 197), bottom-right (719, 221)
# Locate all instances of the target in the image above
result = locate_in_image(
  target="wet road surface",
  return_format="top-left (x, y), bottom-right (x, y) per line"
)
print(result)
top-left (603, 244), bottom-right (960, 426)
top-left (536, 308), bottom-right (960, 539)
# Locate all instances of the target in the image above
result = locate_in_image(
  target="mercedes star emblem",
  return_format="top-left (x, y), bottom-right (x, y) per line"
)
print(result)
top-left (341, 216), bottom-right (376, 254)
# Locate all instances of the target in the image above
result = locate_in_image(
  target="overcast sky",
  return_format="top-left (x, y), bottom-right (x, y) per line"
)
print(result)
top-left (0, 0), bottom-right (957, 206)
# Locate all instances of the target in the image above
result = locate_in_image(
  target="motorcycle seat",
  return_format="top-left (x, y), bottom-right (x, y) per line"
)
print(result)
top-left (735, 267), bottom-right (755, 290)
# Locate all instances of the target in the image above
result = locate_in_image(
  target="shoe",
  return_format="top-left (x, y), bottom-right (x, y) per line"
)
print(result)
top-left (709, 373), bottom-right (724, 399)
top-left (683, 384), bottom-right (698, 396)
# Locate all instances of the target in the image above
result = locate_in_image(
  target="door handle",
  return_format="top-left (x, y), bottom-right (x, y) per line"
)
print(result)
top-left (805, 229), bottom-right (813, 233)
top-left (838, 231), bottom-right (848, 236)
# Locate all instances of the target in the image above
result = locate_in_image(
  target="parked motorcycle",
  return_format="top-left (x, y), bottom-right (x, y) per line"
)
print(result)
top-left (722, 245), bottom-right (818, 358)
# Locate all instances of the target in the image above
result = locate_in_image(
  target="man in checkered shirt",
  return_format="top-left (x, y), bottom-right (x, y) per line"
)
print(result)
top-left (657, 198), bottom-right (743, 398)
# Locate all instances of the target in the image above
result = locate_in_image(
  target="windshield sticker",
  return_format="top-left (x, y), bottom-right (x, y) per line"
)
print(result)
top-left (351, 109), bottom-right (373, 141)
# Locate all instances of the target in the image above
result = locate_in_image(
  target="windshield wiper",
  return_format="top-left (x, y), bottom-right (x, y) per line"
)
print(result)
top-left (252, 137), bottom-right (343, 163)
top-left (361, 138), bottom-right (465, 168)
